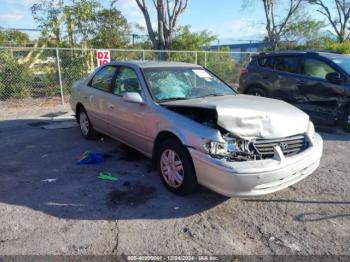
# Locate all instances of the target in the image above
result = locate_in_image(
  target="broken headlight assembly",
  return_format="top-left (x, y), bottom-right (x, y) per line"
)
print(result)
top-left (203, 133), bottom-right (255, 161)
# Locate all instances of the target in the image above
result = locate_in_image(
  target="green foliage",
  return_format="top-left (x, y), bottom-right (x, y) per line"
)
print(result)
top-left (282, 12), bottom-right (325, 45)
top-left (59, 50), bottom-right (93, 93)
top-left (90, 8), bottom-right (130, 49)
top-left (0, 30), bottom-right (31, 46)
top-left (205, 47), bottom-right (240, 84)
top-left (70, 0), bottom-right (102, 43)
top-left (323, 40), bottom-right (350, 54)
top-left (0, 51), bottom-right (33, 99)
top-left (171, 26), bottom-right (217, 50)
top-left (31, 0), bottom-right (64, 45)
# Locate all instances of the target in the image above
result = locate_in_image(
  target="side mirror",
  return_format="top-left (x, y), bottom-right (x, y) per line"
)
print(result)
top-left (122, 92), bottom-right (145, 104)
top-left (326, 72), bottom-right (343, 84)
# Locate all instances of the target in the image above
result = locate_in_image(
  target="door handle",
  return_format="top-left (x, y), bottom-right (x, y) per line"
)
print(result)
top-left (108, 104), bottom-right (115, 109)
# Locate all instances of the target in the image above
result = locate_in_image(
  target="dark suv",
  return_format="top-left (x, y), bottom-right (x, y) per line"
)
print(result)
top-left (239, 51), bottom-right (350, 132)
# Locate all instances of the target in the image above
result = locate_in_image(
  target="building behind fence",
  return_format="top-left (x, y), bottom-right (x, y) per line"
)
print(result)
top-left (0, 47), bottom-right (256, 105)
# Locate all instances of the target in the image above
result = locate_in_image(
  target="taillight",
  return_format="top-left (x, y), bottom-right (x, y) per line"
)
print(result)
top-left (240, 68), bottom-right (249, 76)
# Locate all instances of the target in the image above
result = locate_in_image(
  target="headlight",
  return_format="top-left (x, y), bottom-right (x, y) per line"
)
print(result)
top-left (203, 134), bottom-right (243, 157)
top-left (307, 121), bottom-right (315, 138)
top-left (203, 141), bottom-right (230, 156)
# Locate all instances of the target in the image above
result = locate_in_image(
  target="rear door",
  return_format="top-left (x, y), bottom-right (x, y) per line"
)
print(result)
top-left (86, 65), bottom-right (117, 132)
top-left (297, 56), bottom-right (346, 124)
top-left (271, 55), bottom-right (304, 103)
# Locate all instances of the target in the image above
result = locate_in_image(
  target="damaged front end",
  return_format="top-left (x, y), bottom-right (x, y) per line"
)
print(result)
top-left (163, 105), bottom-right (258, 161)
top-left (203, 132), bottom-right (257, 161)
top-left (164, 104), bottom-right (314, 162)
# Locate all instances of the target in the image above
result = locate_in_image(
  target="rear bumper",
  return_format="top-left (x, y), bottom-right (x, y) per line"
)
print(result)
top-left (189, 133), bottom-right (323, 197)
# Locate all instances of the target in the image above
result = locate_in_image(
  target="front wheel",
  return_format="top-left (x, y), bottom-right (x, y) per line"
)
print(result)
top-left (157, 138), bottom-right (198, 196)
top-left (78, 107), bottom-right (99, 139)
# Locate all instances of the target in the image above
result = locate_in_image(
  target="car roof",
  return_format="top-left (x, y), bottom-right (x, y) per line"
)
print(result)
top-left (107, 60), bottom-right (203, 69)
top-left (257, 50), bottom-right (348, 58)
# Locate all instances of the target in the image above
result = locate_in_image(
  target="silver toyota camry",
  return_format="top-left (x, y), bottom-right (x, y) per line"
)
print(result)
top-left (70, 61), bottom-right (323, 197)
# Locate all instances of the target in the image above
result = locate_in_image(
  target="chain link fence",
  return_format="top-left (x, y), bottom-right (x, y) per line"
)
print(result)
top-left (0, 47), bottom-right (256, 119)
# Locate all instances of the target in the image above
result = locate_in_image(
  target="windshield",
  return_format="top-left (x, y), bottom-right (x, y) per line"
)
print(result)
top-left (143, 67), bottom-right (236, 102)
top-left (329, 55), bottom-right (350, 74)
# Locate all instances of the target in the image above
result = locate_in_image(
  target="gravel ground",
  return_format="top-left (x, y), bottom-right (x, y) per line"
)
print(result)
top-left (0, 107), bottom-right (349, 256)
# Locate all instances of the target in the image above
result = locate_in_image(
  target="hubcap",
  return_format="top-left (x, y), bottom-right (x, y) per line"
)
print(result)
top-left (79, 111), bottom-right (89, 136)
top-left (347, 115), bottom-right (350, 124)
top-left (160, 149), bottom-right (184, 188)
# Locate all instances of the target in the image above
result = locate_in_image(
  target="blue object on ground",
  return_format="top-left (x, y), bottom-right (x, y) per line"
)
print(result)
top-left (76, 152), bottom-right (104, 165)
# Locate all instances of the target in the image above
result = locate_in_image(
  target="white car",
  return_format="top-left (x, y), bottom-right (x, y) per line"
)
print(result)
top-left (70, 61), bottom-right (323, 197)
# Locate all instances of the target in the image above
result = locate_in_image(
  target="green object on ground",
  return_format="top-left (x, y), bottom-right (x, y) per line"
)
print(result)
top-left (97, 172), bottom-right (118, 181)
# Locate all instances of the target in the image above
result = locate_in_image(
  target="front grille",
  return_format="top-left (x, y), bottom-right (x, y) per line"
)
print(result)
top-left (252, 135), bottom-right (307, 159)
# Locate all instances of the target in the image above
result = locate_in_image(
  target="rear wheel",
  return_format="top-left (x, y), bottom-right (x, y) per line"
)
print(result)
top-left (77, 107), bottom-right (99, 139)
top-left (247, 87), bottom-right (266, 97)
top-left (157, 138), bottom-right (198, 196)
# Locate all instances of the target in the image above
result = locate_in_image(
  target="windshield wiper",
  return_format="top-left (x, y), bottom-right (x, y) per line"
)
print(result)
top-left (158, 97), bottom-right (188, 102)
top-left (195, 93), bottom-right (226, 99)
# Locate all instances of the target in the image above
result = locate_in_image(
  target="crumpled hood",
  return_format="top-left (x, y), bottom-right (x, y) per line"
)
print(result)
top-left (162, 94), bottom-right (310, 140)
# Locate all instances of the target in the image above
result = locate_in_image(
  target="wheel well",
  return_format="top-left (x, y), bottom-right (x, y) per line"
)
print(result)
top-left (75, 103), bottom-right (84, 120)
top-left (152, 131), bottom-right (183, 164)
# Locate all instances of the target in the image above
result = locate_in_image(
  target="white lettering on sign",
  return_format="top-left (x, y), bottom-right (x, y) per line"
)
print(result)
top-left (96, 50), bottom-right (111, 67)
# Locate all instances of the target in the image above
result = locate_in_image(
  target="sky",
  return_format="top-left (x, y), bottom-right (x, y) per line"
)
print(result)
top-left (0, 0), bottom-right (328, 43)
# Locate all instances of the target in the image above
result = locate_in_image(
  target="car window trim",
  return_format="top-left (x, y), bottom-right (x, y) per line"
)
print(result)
top-left (88, 65), bottom-right (118, 93)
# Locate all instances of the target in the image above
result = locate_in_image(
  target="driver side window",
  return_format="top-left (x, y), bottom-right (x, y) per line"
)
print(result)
top-left (302, 58), bottom-right (336, 79)
top-left (113, 67), bottom-right (141, 96)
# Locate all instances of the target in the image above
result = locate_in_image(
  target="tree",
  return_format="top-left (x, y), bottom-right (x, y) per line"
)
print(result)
top-left (70, 0), bottom-right (101, 47)
top-left (171, 25), bottom-right (216, 50)
top-left (133, 0), bottom-right (189, 50)
top-left (90, 8), bottom-right (130, 48)
top-left (0, 30), bottom-right (31, 46)
top-left (264, 0), bottom-right (304, 50)
top-left (31, 0), bottom-right (64, 46)
top-left (281, 11), bottom-right (325, 45)
top-left (244, 0), bottom-right (304, 50)
top-left (309, 0), bottom-right (350, 42)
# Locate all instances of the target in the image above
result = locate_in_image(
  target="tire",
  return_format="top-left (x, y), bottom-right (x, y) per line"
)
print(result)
top-left (77, 107), bottom-right (99, 140)
top-left (343, 113), bottom-right (350, 133)
top-left (247, 87), bottom-right (266, 97)
top-left (157, 138), bottom-right (198, 196)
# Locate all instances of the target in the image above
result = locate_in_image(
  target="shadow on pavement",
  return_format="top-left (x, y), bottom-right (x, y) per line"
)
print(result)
top-left (0, 118), bottom-right (228, 221)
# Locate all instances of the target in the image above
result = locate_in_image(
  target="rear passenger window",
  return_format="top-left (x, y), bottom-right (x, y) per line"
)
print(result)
top-left (258, 57), bottom-right (274, 69)
top-left (275, 56), bottom-right (300, 74)
top-left (90, 66), bottom-right (117, 91)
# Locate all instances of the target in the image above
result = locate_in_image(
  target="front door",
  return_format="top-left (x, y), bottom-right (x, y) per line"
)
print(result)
top-left (106, 66), bottom-right (152, 155)
top-left (297, 57), bottom-right (345, 124)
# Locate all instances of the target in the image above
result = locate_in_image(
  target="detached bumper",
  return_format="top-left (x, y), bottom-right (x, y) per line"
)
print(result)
top-left (189, 133), bottom-right (323, 197)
